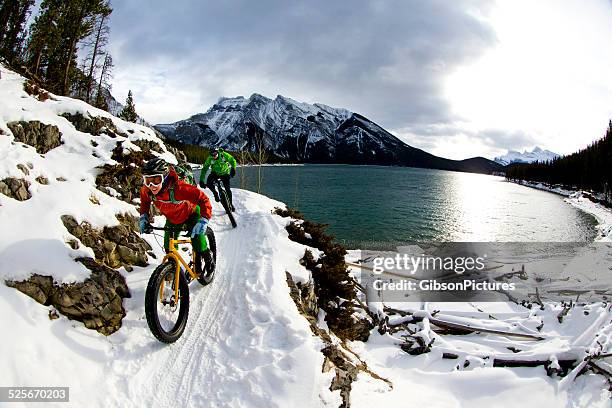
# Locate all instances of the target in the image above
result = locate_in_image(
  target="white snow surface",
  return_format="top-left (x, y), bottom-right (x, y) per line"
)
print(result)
top-left (0, 65), bottom-right (339, 407)
top-left (1, 65), bottom-right (610, 407)
top-left (0, 190), bottom-right (340, 407)
top-left (0, 65), bottom-right (174, 283)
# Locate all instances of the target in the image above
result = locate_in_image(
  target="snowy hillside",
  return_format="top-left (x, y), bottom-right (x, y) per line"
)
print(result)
top-left (0, 65), bottom-right (340, 406)
top-left (494, 146), bottom-right (560, 165)
top-left (155, 94), bottom-right (503, 174)
top-left (1, 65), bottom-right (609, 407)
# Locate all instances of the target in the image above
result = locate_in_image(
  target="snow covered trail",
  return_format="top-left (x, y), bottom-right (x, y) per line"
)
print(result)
top-left (1, 190), bottom-right (339, 408)
top-left (106, 190), bottom-right (331, 408)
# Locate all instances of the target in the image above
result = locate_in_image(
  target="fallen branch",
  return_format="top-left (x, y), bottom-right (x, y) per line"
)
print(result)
top-left (588, 360), bottom-right (612, 388)
top-left (428, 316), bottom-right (546, 340)
top-left (493, 357), bottom-right (575, 369)
top-left (557, 304), bottom-right (571, 323)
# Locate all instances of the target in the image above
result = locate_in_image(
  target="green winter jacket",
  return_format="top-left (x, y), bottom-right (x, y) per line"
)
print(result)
top-left (200, 149), bottom-right (237, 180)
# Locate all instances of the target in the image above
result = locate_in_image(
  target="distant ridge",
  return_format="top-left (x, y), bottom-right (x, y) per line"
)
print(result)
top-left (155, 93), bottom-right (503, 174)
top-left (494, 146), bottom-right (559, 166)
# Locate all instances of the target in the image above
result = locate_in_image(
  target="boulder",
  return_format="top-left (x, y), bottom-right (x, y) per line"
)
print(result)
top-left (0, 178), bottom-right (31, 201)
top-left (61, 213), bottom-right (151, 270)
top-left (61, 112), bottom-right (127, 138)
top-left (95, 142), bottom-right (155, 203)
top-left (16, 164), bottom-right (29, 175)
top-left (7, 121), bottom-right (62, 154)
top-left (7, 258), bottom-right (132, 335)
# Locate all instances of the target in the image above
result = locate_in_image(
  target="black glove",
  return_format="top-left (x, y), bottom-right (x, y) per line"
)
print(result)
top-left (230, 168), bottom-right (236, 178)
top-left (199, 180), bottom-right (207, 189)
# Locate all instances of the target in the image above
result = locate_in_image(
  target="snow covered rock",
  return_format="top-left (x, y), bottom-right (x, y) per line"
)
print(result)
top-left (7, 120), bottom-right (62, 153)
top-left (61, 112), bottom-right (127, 138)
top-left (6, 258), bottom-right (131, 335)
top-left (0, 177), bottom-right (31, 201)
top-left (0, 63), bottom-right (177, 334)
top-left (60, 214), bottom-right (150, 269)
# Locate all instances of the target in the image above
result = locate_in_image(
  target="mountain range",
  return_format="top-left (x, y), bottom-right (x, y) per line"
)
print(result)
top-left (494, 147), bottom-right (559, 166)
top-left (154, 94), bottom-right (503, 174)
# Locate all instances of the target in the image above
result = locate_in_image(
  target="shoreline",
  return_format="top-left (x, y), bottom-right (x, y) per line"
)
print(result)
top-left (510, 179), bottom-right (612, 242)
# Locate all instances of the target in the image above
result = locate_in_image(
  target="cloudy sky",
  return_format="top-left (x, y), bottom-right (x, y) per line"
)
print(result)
top-left (108, 0), bottom-right (612, 160)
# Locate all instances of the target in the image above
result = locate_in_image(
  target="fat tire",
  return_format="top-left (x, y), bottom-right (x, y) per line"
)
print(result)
top-left (197, 227), bottom-right (217, 285)
top-left (218, 184), bottom-right (237, 228)
top-left (145, 261), bottom-right (190, 343)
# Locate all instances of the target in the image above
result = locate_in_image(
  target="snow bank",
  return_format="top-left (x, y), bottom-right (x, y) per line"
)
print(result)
top-left (0, 65), bottom-right (175, 283)
top-left (511, 180), bottom-right (612, 241)
top-left (0, 65), bottom-right (339, 406)
top-left (1, 189), bottom-right (341, 407)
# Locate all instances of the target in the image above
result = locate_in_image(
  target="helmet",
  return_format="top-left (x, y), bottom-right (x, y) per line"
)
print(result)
top-left (142, 157), bottom-right (168, 176)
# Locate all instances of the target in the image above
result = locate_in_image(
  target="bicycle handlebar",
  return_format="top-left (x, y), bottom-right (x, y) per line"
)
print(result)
top-left (147, 225), bottom-right (190, 236)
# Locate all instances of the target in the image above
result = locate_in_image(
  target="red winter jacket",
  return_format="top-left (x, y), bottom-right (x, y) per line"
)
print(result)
top-left (140, 168), bottom-right (212, 224)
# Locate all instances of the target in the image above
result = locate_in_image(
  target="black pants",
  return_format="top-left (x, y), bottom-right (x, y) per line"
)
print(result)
top-left (207, 173), bottom-right (232, 204)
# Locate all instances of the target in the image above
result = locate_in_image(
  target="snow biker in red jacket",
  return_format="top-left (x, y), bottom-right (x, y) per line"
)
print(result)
top-left (139, 158), bottom-right (214, 275)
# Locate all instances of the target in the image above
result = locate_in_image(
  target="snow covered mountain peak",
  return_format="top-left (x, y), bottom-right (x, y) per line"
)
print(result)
top-left (155, 93), bottom-right (502, 173)
top-left (494, 146), bottom-right (560, 166)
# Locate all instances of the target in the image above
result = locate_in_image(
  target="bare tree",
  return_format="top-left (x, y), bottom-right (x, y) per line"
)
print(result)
top-left (237, 146), bottom-right (252, 190)
top-left (94, 53), bottom-right (112, 110)
top-left (253, 126), bottom-right (268, 193)
top-left (84, 11), bottom-right (109, 103)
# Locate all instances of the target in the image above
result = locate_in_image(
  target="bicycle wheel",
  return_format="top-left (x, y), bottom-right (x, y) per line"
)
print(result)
top-left (197, 227), bottom-right (217, 285)
top-left (218, 183), bottom-right (237, 228)
top-left (145, 261), bottom-right (190, 343)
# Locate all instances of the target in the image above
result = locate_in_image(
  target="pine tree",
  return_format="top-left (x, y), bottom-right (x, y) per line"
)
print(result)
top-left (0, 0), bottom-right (35, 65)
top-left (120, 90), bottom-right (138, 123)
top-left (25, 0), bottom-right (63, 78)
top-left (25, 0), bottom-right (112, 95)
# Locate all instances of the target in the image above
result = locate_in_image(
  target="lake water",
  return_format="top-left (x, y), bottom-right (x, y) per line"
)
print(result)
top-left (200, 165), bottom-right (598, 250)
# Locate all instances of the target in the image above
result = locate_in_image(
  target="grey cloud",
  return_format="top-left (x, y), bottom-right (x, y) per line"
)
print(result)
top-left (109, 0), bottom-right (496, 130)
top-left (396, 123), bottom-right (539, 154)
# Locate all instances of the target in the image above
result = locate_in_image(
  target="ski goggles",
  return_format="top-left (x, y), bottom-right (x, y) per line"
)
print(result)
top-left (143, 174), bottom-right (164, 187)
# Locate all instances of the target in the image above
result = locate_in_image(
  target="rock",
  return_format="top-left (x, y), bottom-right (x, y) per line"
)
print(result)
top-left (6, 275), bottom-right (54, 304)
top-left (16, 164), bottom-right (29, 175)
top-left (56, 177), bottom-right (67, 182)
top-left (7, 121), bottom-right (62, 154)
top-left (48, 309), bottom-right (59, 320)
top-left (8, 257), bottom-right (133, 336)
top-left (35, 176), bottom-right (49, 185)
top-left (132, 139), bottom-right (163, 154)
top-left (0, 178), bottom-right (31, 201)
top-left (61, 214), bottom-right (151, 270)
top-left (66, 239), bottom-right (79, 249)
top-left (23, 79), bottom-right (51, 102)
top-left (61, 112), bottom-right (127, 138)
top-left (103, 224), bottom-right (129, 242)
top-left (95, 142), bottom-right (155, 203)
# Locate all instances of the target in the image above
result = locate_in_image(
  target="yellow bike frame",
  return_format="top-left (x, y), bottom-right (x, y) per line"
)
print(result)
top-left (159, 236), bottom-right (199, 302)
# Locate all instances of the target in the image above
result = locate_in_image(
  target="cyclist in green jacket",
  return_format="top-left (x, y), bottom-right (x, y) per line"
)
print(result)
top-left (199, 148), bottom-right (237, 211)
